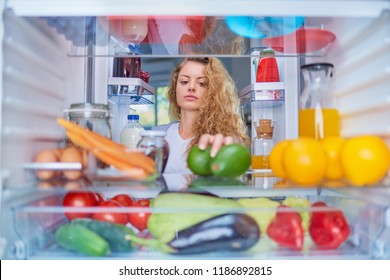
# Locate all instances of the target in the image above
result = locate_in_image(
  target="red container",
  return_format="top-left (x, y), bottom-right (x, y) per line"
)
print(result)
top-left (256, 48), bottom-right (280, 83)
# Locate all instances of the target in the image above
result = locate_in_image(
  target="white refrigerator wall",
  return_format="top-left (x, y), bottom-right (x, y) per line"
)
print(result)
top-left (1, 12), bottom-right (79, 185)
top-left (306, 13), bottom-right (390, 143)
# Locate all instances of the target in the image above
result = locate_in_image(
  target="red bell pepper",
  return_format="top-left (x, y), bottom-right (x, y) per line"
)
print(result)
top-left (309, 201), bottom-right (350, 249)
top-left (267, 205), bottom-right (304, 250)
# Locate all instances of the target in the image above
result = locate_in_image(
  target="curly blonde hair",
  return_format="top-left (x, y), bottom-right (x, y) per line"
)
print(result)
top-left (166, 57), bottom-right (250, 149)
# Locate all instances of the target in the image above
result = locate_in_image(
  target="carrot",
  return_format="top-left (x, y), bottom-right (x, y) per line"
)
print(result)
top-left (92, 149), bottom-right (149, 180)
top-left (65, 131), bottom-right (94, 151)
top-left (67, 128), bottom-right (155, 173)
top-left (67, 131), bottom-right (150, 179)
top-left (60, 118), bottom-right (155, 174)
top-left (58, 118), bottom-right (125, 150)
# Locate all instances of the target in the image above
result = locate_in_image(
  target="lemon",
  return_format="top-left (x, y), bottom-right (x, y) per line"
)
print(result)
top-left (269, 140), bottom-right (289, 179)
top-left (319, 136), bottom-right (346, 180)
top-left (340, 135), bottom-right (390, 186)
top-left (283, 138), bottom-right (327, 186)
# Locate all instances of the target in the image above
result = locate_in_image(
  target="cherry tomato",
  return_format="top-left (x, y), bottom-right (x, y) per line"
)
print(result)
top-left (128, 199), bottom-right (151, 231)
top-left (62, 191), bottom-right (99, 220)
top-left (111, 194), bottom-right (134, 207)
top-left (92, 200), bottom-right (128, 225)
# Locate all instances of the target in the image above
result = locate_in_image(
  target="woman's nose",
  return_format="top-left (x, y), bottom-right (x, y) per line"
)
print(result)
top-left (188, 82), bottom-right (196, 91)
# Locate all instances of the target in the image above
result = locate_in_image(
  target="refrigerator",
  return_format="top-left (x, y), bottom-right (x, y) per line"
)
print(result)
top-left (1, 0), bottom-right (390, 260)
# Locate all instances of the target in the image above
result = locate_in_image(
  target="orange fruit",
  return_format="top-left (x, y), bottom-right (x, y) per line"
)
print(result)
top-left (340, 135), bottom-right (390, 186)
top-left (319, 136), bottom-right (346, 180)
top-left (283, 138), bottom-right (327, 186)
top-left (269, 140), bottom-right (289, 179)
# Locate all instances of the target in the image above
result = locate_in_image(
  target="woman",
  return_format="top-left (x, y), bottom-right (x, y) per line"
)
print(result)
top-left (154, 57), bottom-right (249, 174)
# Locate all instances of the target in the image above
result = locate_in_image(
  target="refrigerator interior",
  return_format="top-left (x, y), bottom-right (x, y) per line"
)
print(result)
top-left (1, 0), bottom-right (390, 259)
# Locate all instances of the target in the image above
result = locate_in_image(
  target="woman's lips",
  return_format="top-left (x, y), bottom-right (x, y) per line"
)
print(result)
top-left (184, 95), bottom-right (198, 101)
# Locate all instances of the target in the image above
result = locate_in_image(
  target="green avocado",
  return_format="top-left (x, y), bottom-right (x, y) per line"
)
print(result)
top-left (187, 145), bottom-right (212, 176)
top-left (210, 144), bottom-right (251, 177)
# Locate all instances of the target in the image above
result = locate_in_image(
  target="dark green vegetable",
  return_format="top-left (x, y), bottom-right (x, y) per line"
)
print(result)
top-left (148, 192), bottom-right (241, 243)
top-left (71, 218), bottom-right (136, 252)
top-left (128, 213), bottom-right (260, 255)
top-left (55, 223), bottom-right (109, 257)
top-left (168, 213), bottom-right (260, 254)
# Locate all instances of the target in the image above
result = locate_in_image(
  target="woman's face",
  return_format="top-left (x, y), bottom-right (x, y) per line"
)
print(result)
top-left (175, 61), bottom-right (208, 113)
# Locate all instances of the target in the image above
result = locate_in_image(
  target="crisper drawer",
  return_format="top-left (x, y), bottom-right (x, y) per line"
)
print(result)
top-left (11, 186), bottom-right (387, 260)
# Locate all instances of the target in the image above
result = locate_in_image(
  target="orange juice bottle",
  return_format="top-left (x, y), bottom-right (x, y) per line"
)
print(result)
top-left (251, 119), bottom-right (275, 170)
top-left (299, 108), bottom-right (340, 139)
top-left (252, 155), bottom-right (270, 169)
top-left (299, 63), bottom-right (338, 139)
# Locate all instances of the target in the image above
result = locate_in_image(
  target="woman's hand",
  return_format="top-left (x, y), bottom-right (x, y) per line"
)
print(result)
top-left (198, 133), bottom-right (234, 157)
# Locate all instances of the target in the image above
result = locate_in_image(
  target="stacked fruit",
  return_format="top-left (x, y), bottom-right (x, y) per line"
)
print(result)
top-left (187, 144), bottom-right (251, 177)
top-left (269, 135), bottom-right (390, 186)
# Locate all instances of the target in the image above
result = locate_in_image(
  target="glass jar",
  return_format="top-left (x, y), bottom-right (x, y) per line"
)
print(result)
top-left (299, 63), bottom-right (339, 139)
top-left (66, 103), bottom-right (112, 169)
top-left (137, 130), bottom-right (169, 176)
top-left (66, 103), bottom-right (112, 140)
top-left (251, 119), bottom-right (275, 170)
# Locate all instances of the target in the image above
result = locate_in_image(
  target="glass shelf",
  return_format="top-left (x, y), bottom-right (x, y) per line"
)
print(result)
top-left (239, 82), bottom-right (285, 107)
top-left (107, 77), bottom-right (155, 105)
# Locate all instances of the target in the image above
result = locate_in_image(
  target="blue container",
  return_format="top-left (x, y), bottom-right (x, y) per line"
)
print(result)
top-left (225, 16), bottom-right (304, 39)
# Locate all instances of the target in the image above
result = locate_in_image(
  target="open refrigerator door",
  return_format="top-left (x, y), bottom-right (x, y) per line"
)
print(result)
top-left (1, 0), bottom-right (390, 261)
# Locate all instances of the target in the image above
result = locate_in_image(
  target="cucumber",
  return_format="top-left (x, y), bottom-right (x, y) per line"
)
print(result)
top-left (55, 223), bottom-right (109, 257)
top-left (72, 219), bottom-right (135, 252)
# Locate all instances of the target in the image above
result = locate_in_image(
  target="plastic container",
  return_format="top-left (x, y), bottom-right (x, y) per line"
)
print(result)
top-left (120, 115), bottom-right (145, 149)
top-left (256, 48), bottom-right (280, 83)
top-left (137, 130), bottom-right (169, 176)
top-left (10, 185), bottom-right (385, 259)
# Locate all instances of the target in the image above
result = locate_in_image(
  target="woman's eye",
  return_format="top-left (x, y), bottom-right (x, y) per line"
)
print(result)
top-left (198, 82), bottom-right (206, 87)
top-left (180, 81), bottom-right (188, 85)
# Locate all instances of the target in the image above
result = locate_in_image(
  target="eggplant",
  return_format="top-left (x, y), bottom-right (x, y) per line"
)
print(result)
top-left (167, 213), bottom-right (260, 254)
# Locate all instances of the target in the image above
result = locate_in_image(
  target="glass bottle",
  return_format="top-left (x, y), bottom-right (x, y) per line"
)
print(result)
top-left (137, 131), bottom-right (169, 176)
top-left (251, 119), bottom-right (275, 170)
top-left (120, 114), bottom-right (145, 149)
top-left (112, 44), bottom-right (142, 79)
top-left (298, 63), bottom-right (339, 139)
